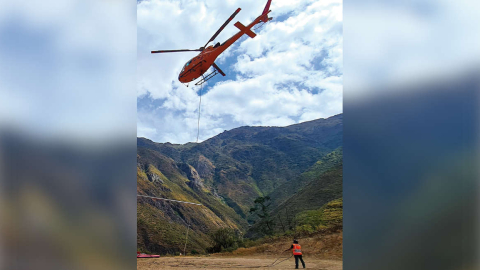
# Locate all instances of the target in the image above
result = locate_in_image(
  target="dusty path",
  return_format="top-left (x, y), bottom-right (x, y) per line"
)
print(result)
top-left (137, 256), bottom-right (342, 270)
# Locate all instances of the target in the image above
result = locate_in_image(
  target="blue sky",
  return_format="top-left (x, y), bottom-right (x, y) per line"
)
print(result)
top-left (137, 0), bottom-right (343, 143)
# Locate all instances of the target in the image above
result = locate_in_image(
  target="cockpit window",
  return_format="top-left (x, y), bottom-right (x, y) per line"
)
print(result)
top-left (181, 60), bottom-right (193, 72)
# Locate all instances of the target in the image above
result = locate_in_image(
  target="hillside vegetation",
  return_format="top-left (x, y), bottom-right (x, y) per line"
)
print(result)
top-left (137, 151), bottom-right (247, 254)
top-left (269, 148), bottom-right (342, 210)
top-left (219, 199), bottom-right (343, 259)
top-left (137, 114), bottom-right (343, 255)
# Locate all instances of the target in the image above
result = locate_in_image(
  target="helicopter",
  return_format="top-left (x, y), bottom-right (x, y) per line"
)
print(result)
top-left (151, 0), bottom-right (273, 86)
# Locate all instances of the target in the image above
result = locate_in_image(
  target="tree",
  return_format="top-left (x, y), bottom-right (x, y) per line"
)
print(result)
top-left (249, 196), bottom-right (275, 235)
top-left (209, 228), bottom-right (240, 253)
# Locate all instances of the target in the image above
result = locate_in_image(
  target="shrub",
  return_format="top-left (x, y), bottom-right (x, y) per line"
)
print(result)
top-left (209, 228), bottom-right (242, 253)
top-left (297, 224), bottom-right (315, 234)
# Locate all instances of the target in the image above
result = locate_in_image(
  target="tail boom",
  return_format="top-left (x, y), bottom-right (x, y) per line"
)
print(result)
top-left (262, 0), bottom-right (272, 16)
top-left (234, 22), bottom-right (257, 38)
top-left (217, 0), bottom-right (272, 52)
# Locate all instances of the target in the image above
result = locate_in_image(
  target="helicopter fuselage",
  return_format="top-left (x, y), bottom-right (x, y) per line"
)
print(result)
top-left (178, 46), bottom-right (221, 83)
top-left (178, 12), bottom-right (269, 84)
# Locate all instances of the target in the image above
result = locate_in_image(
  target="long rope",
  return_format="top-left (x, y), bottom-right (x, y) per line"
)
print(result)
top-left (167, 254), bottom-right (293, 268)
top-left (253, 22), bottom-right (266, 31)
top-left (269, 254), bottom-right (293, 267)
top-left (137, 195), bottom-right (203, 206)
top-left (183, 224), bottom-right (190, 256)
top-left (196, 76), bottom-right (204, 143)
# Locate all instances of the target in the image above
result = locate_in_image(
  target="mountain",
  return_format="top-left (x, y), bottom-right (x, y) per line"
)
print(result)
top-left (247, 151), bottom-right (343, 237)
top-left (137, 149), bottom-right (247, 254)
top-left (137, 114), bottom-right (343, 254)
top-left (268, 148), bottom-right (342, 209)
top-left (269, 164), bottom-right (343, 233)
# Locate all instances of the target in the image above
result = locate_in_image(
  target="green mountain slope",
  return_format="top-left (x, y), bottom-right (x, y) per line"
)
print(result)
top-left (268, 148), bottom-right (342, 209)
top-left (138, 114), bottom-right (342, 218)
top-left (137, 114), bottom-right (343, 253)
top-left (274, 164), bottom-right (343, 217)
top-left (292, 198), bottom-right (343, 236)
top-left (137, 149), bottom-right (247, 254)
top-left (248, 157), bottom-right (342, 237)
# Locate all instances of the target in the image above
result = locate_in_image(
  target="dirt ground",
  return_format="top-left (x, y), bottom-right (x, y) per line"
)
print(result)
top-left (137, 256), bottom-right (342, 270)
top-left (138, 231), bottom-right (342, 269)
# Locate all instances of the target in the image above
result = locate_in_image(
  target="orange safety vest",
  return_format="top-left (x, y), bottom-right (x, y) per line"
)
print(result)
top-left (292, 244), bottom-right (302, 255)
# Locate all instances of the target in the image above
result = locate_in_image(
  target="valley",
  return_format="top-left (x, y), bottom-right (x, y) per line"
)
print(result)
top-left (137, 114), bottom-right (343, 261)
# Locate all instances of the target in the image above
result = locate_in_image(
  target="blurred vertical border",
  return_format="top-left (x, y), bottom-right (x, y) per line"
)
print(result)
top-left (0, 0), bottom-right (137, 270)
top-left (344, 0), bottom-right (480, 269)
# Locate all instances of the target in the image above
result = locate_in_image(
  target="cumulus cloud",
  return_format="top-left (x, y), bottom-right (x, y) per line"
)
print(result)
top-left (137, 0), bottom-right (343, 143)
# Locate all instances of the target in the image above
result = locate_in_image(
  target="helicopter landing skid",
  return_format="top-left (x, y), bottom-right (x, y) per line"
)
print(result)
top-left (195, 63), bottom-right (226, 86)
top-left (195, 69), bottom-right (219, 86)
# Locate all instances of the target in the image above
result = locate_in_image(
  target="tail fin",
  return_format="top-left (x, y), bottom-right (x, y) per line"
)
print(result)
top-left (262, 0), bottom-right (272, 15)
top-left (259, 0), bottom-right (273, 23)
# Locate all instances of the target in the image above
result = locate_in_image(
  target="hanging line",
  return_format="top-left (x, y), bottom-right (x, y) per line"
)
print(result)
top-left (253, 22), bottom-right (266, 31)
top-left (269, 254), bottom-right (293, 267)
top-left (196, 75), bottom-right (204, 143)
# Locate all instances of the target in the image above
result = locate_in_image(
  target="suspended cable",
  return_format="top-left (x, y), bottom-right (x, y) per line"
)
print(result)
top-left (137, 195), bottom-right (203, 206)
top-left (253, 22), bottom-right (266, 31)
top-left (196, 75), bottom-right (204, 143)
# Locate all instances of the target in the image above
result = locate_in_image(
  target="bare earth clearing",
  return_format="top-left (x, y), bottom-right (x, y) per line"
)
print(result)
top-left (137, 256), bottom-right (342, 270)
top-left (138, 232), bottom-right (342, 269)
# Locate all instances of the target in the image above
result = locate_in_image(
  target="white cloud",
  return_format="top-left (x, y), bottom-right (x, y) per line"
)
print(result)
top-left (137, 0), bottom-right (343, 143)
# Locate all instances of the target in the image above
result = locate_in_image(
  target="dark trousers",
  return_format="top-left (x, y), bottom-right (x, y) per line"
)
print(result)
top-left (294, 255), bottom-right (305, 269)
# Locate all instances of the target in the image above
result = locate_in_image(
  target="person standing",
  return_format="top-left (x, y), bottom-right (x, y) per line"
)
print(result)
top-left (285, 239), bottom-right (305, 269)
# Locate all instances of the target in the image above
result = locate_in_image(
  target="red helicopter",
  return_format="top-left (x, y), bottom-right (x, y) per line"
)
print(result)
top-left (151, 0), bottom-right (273, 86)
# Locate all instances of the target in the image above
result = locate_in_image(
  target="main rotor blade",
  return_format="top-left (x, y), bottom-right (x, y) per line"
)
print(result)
top-left (137, 194), bottom-right (203, 206)
top-left (204, 7), bottom-right (241, 48)
top-left (151, 49), bottom-right (202, 54)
